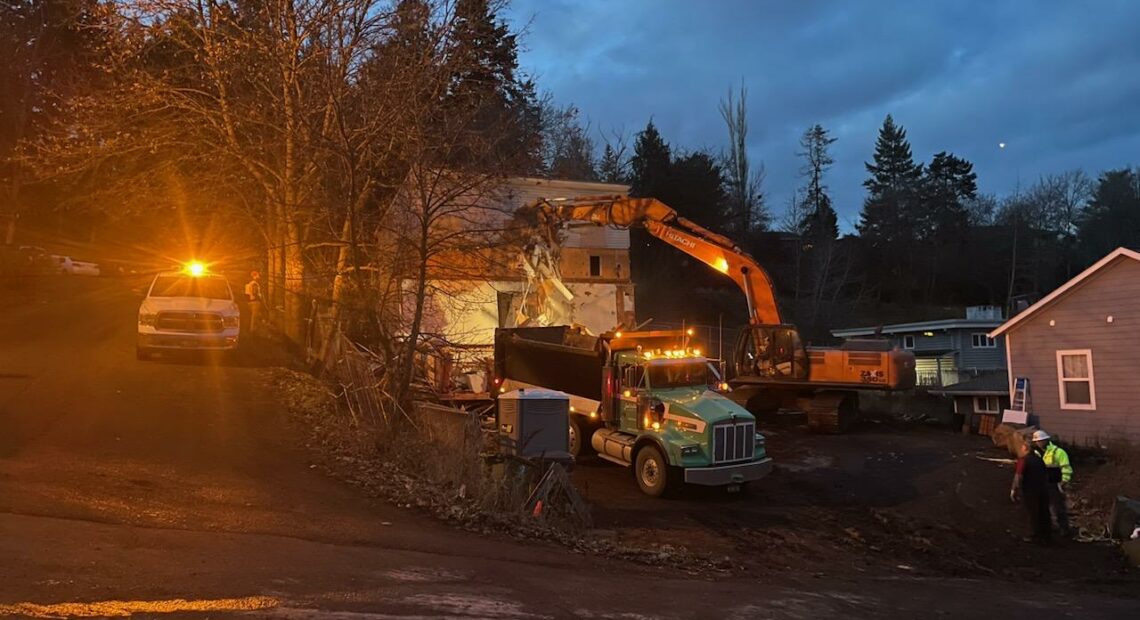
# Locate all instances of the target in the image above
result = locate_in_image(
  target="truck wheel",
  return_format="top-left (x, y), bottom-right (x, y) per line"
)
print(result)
top-left (568, 418), bottom-right (594, 457)
top-left (635, 445), bottom-right (671, 497)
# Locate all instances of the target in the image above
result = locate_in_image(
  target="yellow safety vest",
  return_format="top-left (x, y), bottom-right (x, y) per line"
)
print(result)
top-left (1043, 443), bottom-right (1073, 483)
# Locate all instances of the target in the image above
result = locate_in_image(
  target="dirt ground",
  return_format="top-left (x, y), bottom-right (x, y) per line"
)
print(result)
top-left (571, 416), bottom-right (1139, 590)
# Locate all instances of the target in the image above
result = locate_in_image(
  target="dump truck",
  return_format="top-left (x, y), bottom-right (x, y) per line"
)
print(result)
top-left (494, 326), bottom-right (773, 496)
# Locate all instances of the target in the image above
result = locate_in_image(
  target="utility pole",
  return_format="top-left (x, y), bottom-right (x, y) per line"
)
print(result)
top-left (1001, 142), bottom-right (1021, 314)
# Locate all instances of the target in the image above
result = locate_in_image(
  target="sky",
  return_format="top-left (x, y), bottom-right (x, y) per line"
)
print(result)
top-left (503, 0), bottom-right (1140, 231)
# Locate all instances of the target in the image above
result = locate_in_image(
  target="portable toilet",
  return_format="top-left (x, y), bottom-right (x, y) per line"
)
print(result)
top-left (497, 388), bottom-right (571, 460)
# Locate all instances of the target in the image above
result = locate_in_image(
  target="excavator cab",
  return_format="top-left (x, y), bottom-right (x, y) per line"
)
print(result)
top-left (734, 324), bottom-right (810, 381)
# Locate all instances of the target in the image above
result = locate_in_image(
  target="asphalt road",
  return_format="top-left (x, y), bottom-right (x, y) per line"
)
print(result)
top-left (0, 276), bottom-right (1136, 619)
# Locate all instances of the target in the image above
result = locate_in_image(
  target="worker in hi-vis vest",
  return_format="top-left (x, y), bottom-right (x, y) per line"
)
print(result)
top-left (1031, 430), bottom-right (1073, 538)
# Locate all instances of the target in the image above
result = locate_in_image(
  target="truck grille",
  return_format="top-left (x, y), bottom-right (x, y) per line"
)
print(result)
top-left (156, 311), bottom-right (224, 333)
top-left (713, 420), bottom-right (755, 463)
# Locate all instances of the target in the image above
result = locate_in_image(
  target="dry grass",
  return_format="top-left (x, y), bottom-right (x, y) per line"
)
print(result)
top-left (1075, 440), bottom-right (1140, 509)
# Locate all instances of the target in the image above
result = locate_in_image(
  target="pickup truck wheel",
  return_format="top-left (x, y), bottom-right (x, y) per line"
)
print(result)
top-left (635, 446), bottom-right (671, 497)
top-left (568, 418), bottom-right (594, 457)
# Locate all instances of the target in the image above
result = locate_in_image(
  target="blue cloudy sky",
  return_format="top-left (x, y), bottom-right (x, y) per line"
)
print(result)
top-left (503, 0), bottom-right (1140, 230)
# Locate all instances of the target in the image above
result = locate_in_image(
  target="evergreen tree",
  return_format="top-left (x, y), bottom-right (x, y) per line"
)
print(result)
top-left (798, 124), bottom-right (838, 242)
top-left (598, 143), bottom-right (626, 184)
top-left (443, 0), bottom-right (542, 172)
top-left (629, 120), bottom-right (671, 198)
top-left (1078, 168), bottom-right (1140, 261)
top-left (857, 114), bottom-right (923, 303)
top-left (626, 120), bottom-right (735, 324)
top-left (665, 150), bottom-right (729, 226)
top-left (858, 114), bottom-right (923, 243)
top-left (919, 151), bottom-right (976, 242)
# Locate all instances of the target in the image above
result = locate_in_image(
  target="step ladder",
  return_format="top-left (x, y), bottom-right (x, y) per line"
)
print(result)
top-left (1002, 377), bottom-right (1030, 424)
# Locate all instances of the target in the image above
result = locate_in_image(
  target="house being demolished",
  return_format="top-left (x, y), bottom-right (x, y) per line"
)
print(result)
top-left (408, 176), bottom-right (634, 393)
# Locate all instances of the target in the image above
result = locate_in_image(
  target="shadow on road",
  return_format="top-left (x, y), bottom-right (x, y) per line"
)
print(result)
top-left (137, 333), bottom-right (299, 370)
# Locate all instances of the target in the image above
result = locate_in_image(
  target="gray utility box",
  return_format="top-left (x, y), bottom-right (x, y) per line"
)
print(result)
top-left (497, 388), bottom-right (571, 460)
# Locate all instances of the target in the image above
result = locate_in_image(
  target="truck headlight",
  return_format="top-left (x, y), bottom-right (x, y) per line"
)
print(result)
top-left (754, 433), bottom-right (766, 446)
top-left (680, 445), bottom-right (700, 457)
top-left (223, 315), bottom-right (239, 328)
top-left (138, 313), bottom-right (157, 326)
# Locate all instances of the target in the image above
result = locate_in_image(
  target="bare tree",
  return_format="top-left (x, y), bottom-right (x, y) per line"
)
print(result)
top-left (597, 128), bottom-right (630, 184)
top-left (539, 100), bottom-right (597, 181)
top-left (719, 80), bottom-right (767, 234)
top-left (32, 1), bottom-right (414, 345)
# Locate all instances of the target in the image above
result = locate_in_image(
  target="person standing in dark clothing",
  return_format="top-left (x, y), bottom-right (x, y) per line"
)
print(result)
top-left (1010, 441), bottom-right (1052, 544)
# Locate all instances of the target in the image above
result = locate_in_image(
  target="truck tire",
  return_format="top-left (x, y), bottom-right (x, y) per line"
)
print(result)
top-left (634, 445), bottom-right (671, 497)
top-left (568, 417), bottom-right (595, 458)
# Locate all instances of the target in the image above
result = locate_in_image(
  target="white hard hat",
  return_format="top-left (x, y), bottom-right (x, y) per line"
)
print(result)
top-left (1031, 430), bottom-right (1051, 442)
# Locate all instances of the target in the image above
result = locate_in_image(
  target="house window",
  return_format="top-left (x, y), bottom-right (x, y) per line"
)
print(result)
top-left (589, 255), bottom-right (601, 277)
top-left (1056, 349), bottom-right (1096, 410)
top-left (902, 335), bottom-right (915, 350)
top-left (974, 396), bottom-right (1000, 414)
top-left (971, 333), bottom-right (996, 348)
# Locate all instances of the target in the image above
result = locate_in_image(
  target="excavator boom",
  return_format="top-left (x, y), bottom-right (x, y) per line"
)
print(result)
top-left (531, 196), bottom-right (782, 325)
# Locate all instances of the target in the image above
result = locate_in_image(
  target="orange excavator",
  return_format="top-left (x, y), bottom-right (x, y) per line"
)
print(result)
top-left (525, 195), bottom-right (916, 432)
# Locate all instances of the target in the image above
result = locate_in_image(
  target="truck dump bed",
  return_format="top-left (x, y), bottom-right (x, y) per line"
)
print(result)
top-left (494, 327), bottom-right (605, 401)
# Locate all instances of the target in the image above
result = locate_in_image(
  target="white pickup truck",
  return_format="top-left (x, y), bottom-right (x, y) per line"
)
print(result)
top-left (136, 269), bottom-right (241, 360)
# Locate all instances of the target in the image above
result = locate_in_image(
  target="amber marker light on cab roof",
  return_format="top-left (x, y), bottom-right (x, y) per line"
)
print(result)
top-left (185, 261), bottom-right (207, 277)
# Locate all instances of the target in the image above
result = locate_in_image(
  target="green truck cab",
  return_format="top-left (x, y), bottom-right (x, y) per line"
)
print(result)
top-left (495, 327), bottom-right (773, 496)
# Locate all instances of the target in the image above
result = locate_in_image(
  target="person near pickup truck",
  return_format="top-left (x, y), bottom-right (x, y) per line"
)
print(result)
top-left (1032, 430), bottom-right (1073, 538)
top-left (244, 270), bottom-right (263, 336)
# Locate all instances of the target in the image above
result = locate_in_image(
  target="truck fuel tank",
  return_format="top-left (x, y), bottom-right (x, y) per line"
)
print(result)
top-left (591, 428), bottom-right (636, 466)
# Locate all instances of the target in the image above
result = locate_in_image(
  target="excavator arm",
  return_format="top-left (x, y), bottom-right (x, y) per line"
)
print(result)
top-left (528, 196), bottom-right (783, 326)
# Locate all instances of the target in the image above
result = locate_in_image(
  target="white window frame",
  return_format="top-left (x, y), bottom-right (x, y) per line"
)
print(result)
top-left (971, 333), bottom-right (996, 348)
top-left (902, 335), bottom-right (915, 350)
top-left (974, 396), bottom-right (1000, 414)
top-left (588, 255), bottom-right (601, 277)
top-left (1056, 349), bottom-right (1096, 411)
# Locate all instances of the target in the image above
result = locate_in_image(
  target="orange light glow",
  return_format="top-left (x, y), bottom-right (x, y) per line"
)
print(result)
top-left (185, 261), bottom-right (207, 277)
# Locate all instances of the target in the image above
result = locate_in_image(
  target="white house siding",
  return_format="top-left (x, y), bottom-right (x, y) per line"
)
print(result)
top-left (414, 279), bottom-right (632, 347)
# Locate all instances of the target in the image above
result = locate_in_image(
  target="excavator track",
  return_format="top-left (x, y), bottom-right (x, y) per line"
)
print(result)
top-left (804, 391), bottom-right (858, 434)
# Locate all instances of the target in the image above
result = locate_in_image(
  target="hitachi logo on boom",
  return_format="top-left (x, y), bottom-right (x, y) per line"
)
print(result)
top-left (665, 231), bottom-right (696, 248)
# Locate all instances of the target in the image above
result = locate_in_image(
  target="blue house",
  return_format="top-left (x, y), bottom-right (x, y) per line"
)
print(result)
top-left (832, 306), bottom-right (1007, 388)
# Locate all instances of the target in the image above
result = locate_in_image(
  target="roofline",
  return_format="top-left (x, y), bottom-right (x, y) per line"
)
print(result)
top-left (989, 246), bottom-right (1140, 338)
top-left (832, 319), bottom-right (1003, 337)
top-left (507, 176), bottom-right (631, 195)
top-left (928, 389), bottom-right (1008, 396)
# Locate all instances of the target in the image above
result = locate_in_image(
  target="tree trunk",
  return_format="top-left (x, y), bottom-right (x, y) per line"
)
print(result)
top-left (398, 220), bottom-right (432, 407)
top-left (282, 218), bottom-right (307, 344)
